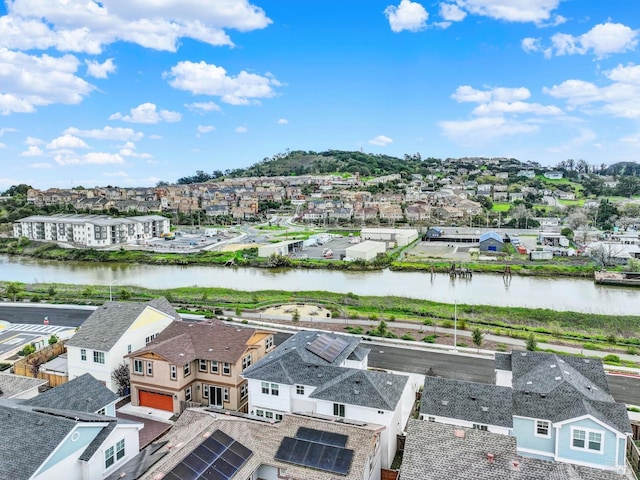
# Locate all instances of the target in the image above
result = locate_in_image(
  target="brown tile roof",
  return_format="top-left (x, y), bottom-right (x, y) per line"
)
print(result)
top-left (128, 320), bottom-right (260, 364)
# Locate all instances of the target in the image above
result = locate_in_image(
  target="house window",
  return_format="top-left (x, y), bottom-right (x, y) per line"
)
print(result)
top-left (588, 432), bottom-right (602, 451)
top-left (93, 351), bottom-right (105, 364)
top-left (199, 359), bottom-right (207, 372)
top-left (265, 411), bottom-right (273, 419)
top-left (472, 424), bottom-right (488, 431)
top-left (170, 365), bottom-right (177, 380)
top-left (105, 446), bottom-right (115, 468)
top-left (333, 403), bottom-right (345, 417)
top-left (145, 334), bottom-right (158, 345)
top-left (133, 359), bottom-right (143, 374)
top-left (240, 383), bottom-right (248, 399)
top-left (184, 363), bottom-right (191, 377)
top-left (242, 354), bottom-right (252, 370)
top-left (275, 413), bottom-right (283, 421)
top-left (271, 383), bottom-right (279, 396)
top-left (572, 428), bottom-right (603, 452)
top-left (97, 407), bottom-right (106, 415)
top-left (427, 416), bottom-right (435, 422)
top-left (116, 439), bottom-right (125, 461)
top-left (185, 386), bottom-right (192, 402)
top-left (224, 388), bottom-right (229, 402)
top-left (262, 382), bottom-right (269, 394)
top-left (211, 361), bottom-right (219, 374)
top-left (127, 344), bottom-right (132, 354)
top-left (256, 409), bottom-right (264, 417)
top-left (296, 385), bottom-right (305, 395)
top-left (81, 349), bottom-right (87, 361)
top-left (222, 362), bottom-right (231, 375)
top-left (572, 429), bottom-right (586, 448)
top-left (535, 420), bottom-right (550, 437)
top-left (146, 361), bottom-right (153, 376)
top-left (203, 384), bottom-right (209, 399)
top-left (266, 336), bottom-right (274, 350)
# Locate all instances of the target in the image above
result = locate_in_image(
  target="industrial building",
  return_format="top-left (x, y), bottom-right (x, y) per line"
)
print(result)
top-left (360, 228), bottom-right (419, 247)
top-left (257, 239), bottom-right (304, 257)
top-left (345, 240), bottom-right (386, 261)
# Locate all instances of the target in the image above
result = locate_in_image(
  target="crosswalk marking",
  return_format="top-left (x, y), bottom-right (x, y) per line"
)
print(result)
top-left (8, 324), bottom-right (71, 334)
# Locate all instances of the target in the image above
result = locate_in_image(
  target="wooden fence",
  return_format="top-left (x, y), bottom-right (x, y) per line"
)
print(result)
top-left (381, 469), bottom-right (399, 480)
top-left (628, 439), bottom-right (640, 479)
top-left (12, 341), bottom-right (68, 387)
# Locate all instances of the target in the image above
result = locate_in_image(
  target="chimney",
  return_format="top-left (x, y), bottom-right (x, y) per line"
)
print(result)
top-left (487, 453), bottom-right (494, 463)
top-left (454, 429), bottom-right (465, 439)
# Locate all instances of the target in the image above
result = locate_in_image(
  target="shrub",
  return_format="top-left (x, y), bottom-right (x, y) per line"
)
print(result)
top-left (292, 309), bottom-right (300, 323)
top-left (422, 334), bottom-right (438, 343)
top-left (626, 346), bottom-right (637, 356)
top-left (48, 335), bottom-right (59, 345)
top-left (456, 342), bottom-right (468, 348)
top-left (401, 333), bottom-right (416, 341)
top-left (389, 315), bottom-right (396, 322)
top-left (47, 286), bottom-right (57, 298)
top-left (526, 333), bottom-right (537, 351)
top-left (582, 342), bottom-right (598, 350)
top-left (603, 354), bottom-right (621, 364)
top-left (19, 344), bottom-right (36, 356)
top-left (30, 295), bottom-right (41, 303)
top-left (496, 343), bottom-right (508, 352)
top-left (606, 334), bottom-right (617, 345)
top-left (458, 318), bottom-right (467, 330)
top-left (423, 319), bottom-right (432, 326)
top-left (441, 320), bottom-right (453, 329)
top-left (369, 314), bottom-right (378, 321)
top-left (344, 326), bottom-right (364, 335)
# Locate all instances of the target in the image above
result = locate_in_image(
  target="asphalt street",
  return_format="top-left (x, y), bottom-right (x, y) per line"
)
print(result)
top-left (2, 305), bottom-right (638, 405)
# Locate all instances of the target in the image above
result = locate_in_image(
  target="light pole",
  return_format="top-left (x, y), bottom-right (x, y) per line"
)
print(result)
top-left (453, 300), bottom-right (457, 352)
top-left (109, 281), bottom-right (117, 302)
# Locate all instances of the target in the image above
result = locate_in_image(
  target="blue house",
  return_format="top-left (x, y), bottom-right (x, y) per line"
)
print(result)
top-left (496, 351), bottom-right (631, 474)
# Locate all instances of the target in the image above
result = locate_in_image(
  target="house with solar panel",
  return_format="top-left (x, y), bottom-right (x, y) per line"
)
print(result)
top-left (110, 407), bottom-right (383, 480)
top-left (0, 400), bottom-right (142, 480)
top-left (420, 351), bottom-right (632, 475)
top-left (66, 298), bottom-right (180, 393)
top-left (241, 331), bottom-right (416, 469)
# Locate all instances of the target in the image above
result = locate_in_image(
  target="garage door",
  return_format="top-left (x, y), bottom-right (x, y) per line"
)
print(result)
top-left (139, 390), bottom-right (173, 411)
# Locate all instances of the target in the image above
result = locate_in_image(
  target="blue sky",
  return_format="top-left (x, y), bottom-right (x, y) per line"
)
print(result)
top-left (1, 0), bottom-right (640, 189)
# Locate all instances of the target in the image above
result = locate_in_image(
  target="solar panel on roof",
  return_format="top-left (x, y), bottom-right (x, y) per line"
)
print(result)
top-left (166, 429), bottom-right (253, 480)
top-left (275, 428), bottom-right (354, 476)
top-left (296, 426), bottom-right (348, 447)
top-left (305, 334), bottom-right (350, 363)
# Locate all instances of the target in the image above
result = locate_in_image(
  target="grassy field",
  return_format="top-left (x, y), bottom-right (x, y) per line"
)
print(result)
top-left (491, 202), bottom-right (511, 212)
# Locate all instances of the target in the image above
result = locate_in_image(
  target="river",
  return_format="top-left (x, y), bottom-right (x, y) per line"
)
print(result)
top-left (0, 254), bottom-right (636, 314)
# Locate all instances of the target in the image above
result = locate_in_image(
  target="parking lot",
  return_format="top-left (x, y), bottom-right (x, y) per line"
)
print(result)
top-left (143, 230), bottom-right (228, 252)
top-left (298, 235), bottom-right (362, 260)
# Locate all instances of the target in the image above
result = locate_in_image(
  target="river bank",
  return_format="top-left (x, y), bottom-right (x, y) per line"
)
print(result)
top-left (2, 281), bottom-right (639, 354)
top-left (0, 237), bottom-right (602, 278)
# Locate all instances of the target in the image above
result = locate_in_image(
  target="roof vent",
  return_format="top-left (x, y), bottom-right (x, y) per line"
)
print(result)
top-left (559, 358), bottom-right (565, 363)
top-left (441, 400), bottom-right (449, 406)
top-left (550, 364), bottom-right (556, 368)
top-left (487, 453), bottom-right (494, 463)
top-left (386, 381), bottom-right (392, 386)
top-left (520, 352), bottom-right (527, 356)
top-left (208, 348), bottom-right (213, 352)
top-left (470, 396), bottom-right (477, 401)
top-left (36, 419), bottom-right (45, 426)
top-left (584, 359), bottom-right (590, 363)
top-left (179, 353), bottom-right (185, 357)
top-left (353, 389), bottom-right (360, 395)
top-left (453, 429), bottom-right (465, 438)
top-left (524, 391), bottom-right (530, 395)
top-left (526, 381), bottom-right (532, 385)
top-left (481, 406), bottom-right (489, 412)
top-left (317, 373), bottom-right (324, 378)
top-left (555, 376), bottom-right (561, 380)
top-left (540, 394), bottom-right (546, 398)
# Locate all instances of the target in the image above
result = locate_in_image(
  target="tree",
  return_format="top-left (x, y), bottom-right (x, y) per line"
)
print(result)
top-left (526, 333), bottom-right (537, 351)
top-left (29, 357), bottom-right (44, 377)
top-left (292, 309), bottom-right (300, 323)
top-left (616, 176), bottom-right (640, 197)
top-left (596, 200), bottom-right (619, 230)
top-left (2, 184), bottom-right (32, 197)
top-left (119, 288), bottom-right (132, 300)
top-left (567, 211), bottom-right (588, 232)
top-left (4, 282), bottom-right (22, 301)
top-left (48, 334), bottom-right (59, 345)
top-left (471, 327), bottom-right (483, 352)
top-left (590, 243), bottom-right (625, 267)
top-left (111, 363), bottom-right (131, 396)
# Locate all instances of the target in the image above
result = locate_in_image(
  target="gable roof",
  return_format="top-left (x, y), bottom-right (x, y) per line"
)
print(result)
top-left (128, 320), bottom-right (264, 364)
top-left (420, 377), bottom-right (513, 428)
top-left (479, 232), bottom-right (503, 243)
top-left (23, 373), bottom-right (118, 413)
top-left (0, 373), bottom-right (48, 399)
top-left (66, 297), bottom-right (180, 351)
top-left (0, 401), bottom-right (129, 480)
top-left (399, 420), bottom-right (625, 480)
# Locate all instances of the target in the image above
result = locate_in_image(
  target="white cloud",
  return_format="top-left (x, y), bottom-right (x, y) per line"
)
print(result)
top-left (0, 127), bottom-right (17, 136)
top-left (0, 49), bottom-right (93, 115)
top-left (24, 136), bottom-right (44, 145)
top-left (521, 37), bottom-right (541, 53)
top-left (0, 0), bottom-right (271, 54)
top-left (452, 85), bottom-right (531, 103)
top-left (165, 61), bottom-right (280, 105)
top-left (64, 126), bottom-right (144, 141)
top-left (454, 0), bottom-right (562, 24)
top-left (197, 125), bottom-right (215, 134)
top-left (546, 23), bottom-right (638, 58)
top-left (185, 101), bottom-right (222, 113)
top-left (384, 0), bottom-right (429, 33)
top-left (47, 134), bottom-right (90, 150)
top-left (472, 101), bottom-right (562, 116)
top-left (54, 151), bottom-right (124, 166)
top-left (235, 126), bottom-right (248, 133)
top-left (0, 142), bottom-right (5, 148)
top-left (85, 58), bottom-right (116, 78)
top-left (277, 118), bottom-right (289, 124)
top-left (118, 141), bottom-right (153, 158)
top-left (29, 162), bottom-right (53, 169)
top-left (543, 65), bottom-right (640, 118)
top-left (148, 134), bottom-right (162, 140)
top-left (20, 145), bottom-right (43, 156)
top-left (440, 116), bottom-right (539, 143)
top-left (440, 3), bottom-right (466, 21)
top-left (103, 170), bottom-right (129, 177)
top-left (368, 135), bottom-right (393, 146)
top-left (109, 102), bottom-right (181, 123)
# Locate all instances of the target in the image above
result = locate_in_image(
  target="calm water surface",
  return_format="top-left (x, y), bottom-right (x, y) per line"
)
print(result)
top-left (0, 254), bottom-right (636, 314)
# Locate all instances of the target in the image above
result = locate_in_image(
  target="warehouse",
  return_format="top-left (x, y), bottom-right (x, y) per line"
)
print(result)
top-left (360, 228), bottom-right (419, 247)
top-left (258, 240), bottom-right (304, 257)
top-left (345, 240), bottom-right (386, 261)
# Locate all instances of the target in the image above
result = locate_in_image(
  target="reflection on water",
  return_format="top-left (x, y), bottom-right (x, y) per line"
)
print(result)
top-left (0, 254), bottom-right (636, 314)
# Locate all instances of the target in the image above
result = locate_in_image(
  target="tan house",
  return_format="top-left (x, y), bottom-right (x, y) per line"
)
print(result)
top-left (126, 320), bottom-right (275, 415)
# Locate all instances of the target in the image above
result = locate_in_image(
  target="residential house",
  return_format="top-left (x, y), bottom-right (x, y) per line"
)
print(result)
top-left (405, 202), bottom-right (430, 222)
top-left (242, 331), bottom-right (416, 469)
top-left (126, 320), bottom-right (275, 415)
top-left (434, 206), bottom-right (464, 222)
top-left (0, 401), bottom-right (141, 480)
top-left (0, 372), bottom-right (47, 400)
top-left (399, 420), bottom-right (624, 480)
top-left (115, 408), bottom-right (382, 480)
top-left (22, 373), bottom-right (118, 416)
top-left (544, 171), bottom-right (564, 180)
top-left (496, 351), bottom-right (631, 473)
top-left (66, 298), bottom-right (180, 393)
top-left (379, 204), bottom-right (403, 222)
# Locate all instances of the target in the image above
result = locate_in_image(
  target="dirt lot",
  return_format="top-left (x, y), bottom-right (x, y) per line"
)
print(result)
top-left (404, 242), bottom-right (475, 261)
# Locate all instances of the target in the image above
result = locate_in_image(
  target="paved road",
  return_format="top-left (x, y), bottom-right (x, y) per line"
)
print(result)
top-left (3, 305), bottom-right (639, 405)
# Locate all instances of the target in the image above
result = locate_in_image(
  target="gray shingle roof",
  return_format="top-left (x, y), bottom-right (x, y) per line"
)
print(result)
top-left (420, 377), bottom-right (513, 428)
top-left (0, 373), bottom-right (47, 399)
top-left (66, 297), bottom-right (180, 351)
top-left (494, 352), bottom-right (512, 372)
top-left (347, 346), bottom-right (370, 362)
top-left (0, 401), bottom-right (126, 480)
top-left (399, 420), bottom-right (625, 480)
top-left (23, 373), bottom-right (118, 413)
